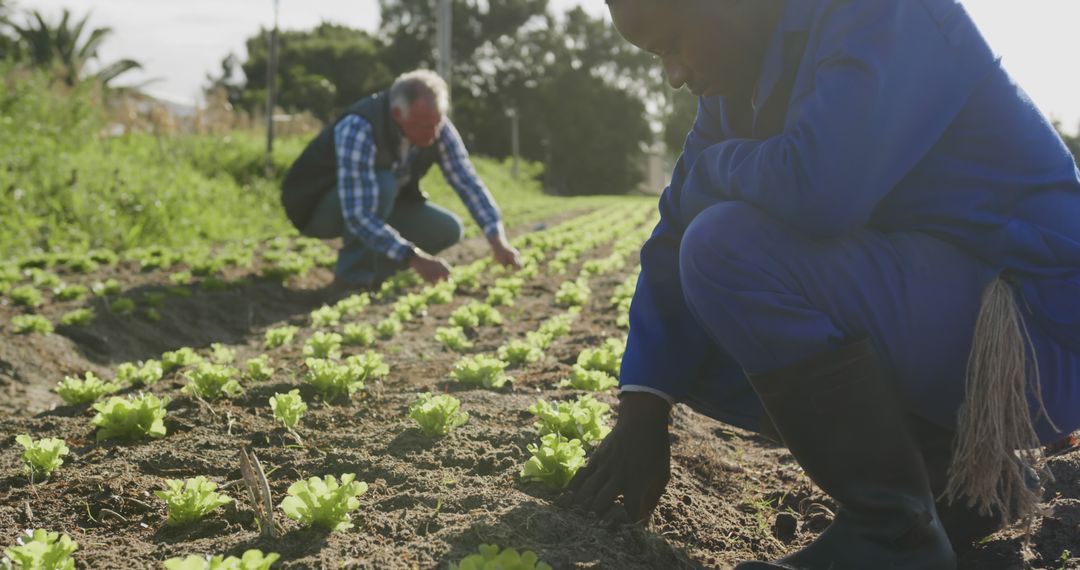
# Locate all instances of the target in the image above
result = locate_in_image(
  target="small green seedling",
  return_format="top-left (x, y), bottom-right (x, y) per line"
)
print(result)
top-left (558, 365), bottom-right (618, 392)
top-left (529, 395), bottom-right (611, 446)
top-left (2, 529), bottom-right (78, 570)
top-left (54, 284), bottom-right (88, 302)
top-left (334, 293), bottom-right (371, 315)
top-left (421, 280), bottom-right (455, 304)
top-left (270, 389), bottom-right (307, 429)
top-left (155, 476), bottom-right (233, 526)
top-left (450, 544), bottom-right (552, 570)
top-left (209, 343), bottom-right (236, 364)
top-left (162, 347), bottom-right (204, 372)
top-left (264, 325), bottom-right (299, 348)
top-left (303, 331), bottom-right (343, 359)
top-left (435, 326), bottom-right (473, 352)
top-left (309, 305), bottom-right (342, 328)
top-left (498, 340), bottom-right (544, 368)
top-left (392, 293), bottom-right (428, 321)
top-left (245, 355), bottom-right (275, 381)
top-left (162, 549), bottom-right (280, 570)
top-left (555, 279), bottom-right (590, 307)
top-left (451, 355), bottom-right (510, 389)
top-left (409, 393), bottom-right (469, 436)
top-left (485, 287), bottom-right (514, 307)
top-left (91, 393), bottom-right (170, 441)
top-left (304, 358), bottom-right (365, 403)
top-left (59, 308), bottom-right (95, 327)
top-left (376, 317), bottom-right (403, 339)
top-left (345, 351), bottom-right (390, 381)
top-left (92, 278), bottom-right (122, 296)
top-left (15, 434), bottom-right (70, 481)
top-left (115, 360), bottom-right (164, 386)
top-left (109, 297), bottom-right (136, 315)
top-left (520, 434), bottom-right (586, 489)
top-left (54, 372), bottom-right (119, 405)
top-left (10, 285), bottom-right (44, 308)
top-left (11, 314), bottom-right (53, 335)
top-left (342, 323), bottom-right (376, 347)
top-left (537, 312), bottom-right (575, 340)
top-left (575, 338), bottom-right (625, 378)
top-left (183, 363), bottom-right (243, 400)
top-left (279, 473), bottom-right (367, 532)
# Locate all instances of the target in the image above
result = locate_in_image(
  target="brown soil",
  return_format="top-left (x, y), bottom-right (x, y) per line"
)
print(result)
top-left (1, 213), bottom-right (1077, 570)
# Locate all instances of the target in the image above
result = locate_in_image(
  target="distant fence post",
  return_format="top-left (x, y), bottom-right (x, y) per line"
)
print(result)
top-left (265, 0), bottom-right (280, 177)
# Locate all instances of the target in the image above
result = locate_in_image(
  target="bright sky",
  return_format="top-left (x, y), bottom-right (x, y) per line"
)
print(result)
top-left (22, 0), bottom-right (1080, 134)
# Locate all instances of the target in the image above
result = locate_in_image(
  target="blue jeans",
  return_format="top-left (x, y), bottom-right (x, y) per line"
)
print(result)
top-left (301, 171), bottom-right (464, 285)
top-left (677, 202), bottom-right (1080, 443)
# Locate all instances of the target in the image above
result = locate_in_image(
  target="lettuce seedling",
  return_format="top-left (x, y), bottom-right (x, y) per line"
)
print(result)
top-left (2, 529), bottom-right (78, 570)
top-left (485, 287), bottom-right (514, 307)
top-left (450, 302), bottom-right (502, 330)
top-left (162, 549), bottom-right (280, 570)
top-left (115, 359), bottom-right (164, 386)
top-left (303, 331), bottom-right (343, 359)
top-left (162, 347), bottom-right (204, 372)
top-left (109, 297), bottom-right (136, 315)
top-left (264, 325), bottom-right (299, 348)
top-left (155, 476), bottom-right (233, 526)
top-left (555, 279), bottom-right (590, 307)
top-left (342, 323), bottom-right (376, 347)
top-left (59, 308), bottom-right (95, 327)
top-left (528, 395), bottom-right (611, 446)
top-left (520, 434), bottom-right (586, 489)
top-left (54, 284), bottom-right (88, 302)
top-left (345, 351), bottom-right (390, 381)
top-left (421, 280), bottom-right (455, 305)
top-left (450, 544), bottom-right (552, 570)
top-left (392, 293), bottom-right (428, 321)
top-left (183, 363), bottom-right (243, 400)
top-left (245, 355), bottom-right (275, 381)
top-left (15, 434), bottom-right (70, 481)
top-left (10, 285), bottom-right (43, 308)
top-left (54, 372), bottom-right (119, 405)
top-left (209, 343), bottom-right (236, 364)
top-left (270, 389), bottom-right (307, 429)
top-left (304, 358), bottom-right (365, 402)
top-left (409, 393), bottom-right (469, 436)
top-left (279, 473), bottom-right (367, 532)
top-left (498, 340), bottom-right (544, 368)
top-left (451, 355), bottom-right (510, 389)
top-left (537, 313), bottom-right (575, 340)
top-left (309, 305), bottom-right (342, 328)
top-left (494, 276), bottom-right (524, 296)
top-left (575, 338), bottom-right (625, 378)
top-left (169, 270), bottom-right (193, 285)
top-left (12, 314), bottom-right (53, 335)
top-left (558, 365), bottom-right (618, 392)
top-left (91, 393), bottom-right (170, 441)
top-left (91, 278), bottom-right (122, 296)
top-left (451, 264), bottom-right (484, 291)
top-left (376, 317), bottom-right (403, 339)
top-left (334, 293), bottom-right (371, 316)
top-left (435, 326), bottom-right (473, 352)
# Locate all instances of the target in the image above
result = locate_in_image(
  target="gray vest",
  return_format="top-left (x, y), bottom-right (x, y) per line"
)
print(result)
top-left (281, 90), bottom-right (437, 229)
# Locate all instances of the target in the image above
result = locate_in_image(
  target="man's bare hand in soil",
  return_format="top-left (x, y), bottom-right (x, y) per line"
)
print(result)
top-left (488, 234), bottom-right (523, 269)
top-left (408, 249), bottom-right (451, 283)
top-left (566, 391), bottom-right (672, 521)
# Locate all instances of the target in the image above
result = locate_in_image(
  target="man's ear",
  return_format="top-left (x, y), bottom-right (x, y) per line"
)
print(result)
top-left (391, 106), bottom-right (404, 123)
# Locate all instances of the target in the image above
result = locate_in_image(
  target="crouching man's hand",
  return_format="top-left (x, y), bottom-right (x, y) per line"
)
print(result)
top-left (488, 234), bottom-right (522, 269)
top-left (407, 247), bottom-right (451, 283)
top-left (565, 391), bottom-right (672, 522)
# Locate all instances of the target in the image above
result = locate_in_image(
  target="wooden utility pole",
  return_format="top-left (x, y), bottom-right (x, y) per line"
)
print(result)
top-left (265, 0), bottom-right (280, 176)
top-left (508, 107), bottom-right (519, 180)
top-left (436, 0), bottom-right (452, 87)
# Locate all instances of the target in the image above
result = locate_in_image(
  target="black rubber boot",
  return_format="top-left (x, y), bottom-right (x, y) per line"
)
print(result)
top-left (735, 339), bottom-right (956, 570)
top-left (908, 415), bottom-right (1006, 551)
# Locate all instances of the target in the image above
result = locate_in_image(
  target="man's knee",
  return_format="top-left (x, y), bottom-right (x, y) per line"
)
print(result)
top-left (679, 201), bottom-right (776, 282)
top-left (425, 210), bottom-right (464, 253)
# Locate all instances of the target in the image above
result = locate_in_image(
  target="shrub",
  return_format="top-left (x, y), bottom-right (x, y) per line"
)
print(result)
top-left (2, 529), bottom-right (78, 570)
top-left (264, 325), bottom-right (299, 348)
top-left (520, 434), bottom-right (586, 489)
top-left (303, 332), bottom-right (343, 359)
top-left (409, 393), bottom-right (469, 436)
top-left (163, 550), bottom-right (280, 570)
top-left (451, 355), bottom-right (510, 389)
top-left (435, 326), bottom-right (473, 352)
top-left (54, 372), bottom-right (119, 405)
top-left (155, 476), bottom-right (233, 526)
top-left (558, 365), bottom-right (618, 392)
top-left (279, 474), bottom-right (367, 532)
top-left (12, 314), bottom-right (53, 335)
top-left (91, 393), bottom-right (170, 441)
top-left (269, 389), bottom-right (307, 429)
top-left (528, 395), bottom-right (611, 446)
top-left (15, 434), bottom-right (70, 481)
top-left (450, 544), bottom-right (552, 570)
top-left (183, 363), bottom-right (243, 400)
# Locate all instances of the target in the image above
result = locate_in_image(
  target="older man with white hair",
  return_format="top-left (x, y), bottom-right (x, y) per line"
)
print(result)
top-left (282, 69), bottom-right (521, 287)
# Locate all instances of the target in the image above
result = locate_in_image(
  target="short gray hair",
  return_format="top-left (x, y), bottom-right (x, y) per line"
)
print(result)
top-left (389, 70), bottom-right (450, 118)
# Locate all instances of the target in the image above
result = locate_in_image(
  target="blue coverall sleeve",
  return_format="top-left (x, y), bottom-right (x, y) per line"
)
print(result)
top-left (678, 0), bottom-right (996, 237)
top-left (619, 99), bottom-right (726, 401)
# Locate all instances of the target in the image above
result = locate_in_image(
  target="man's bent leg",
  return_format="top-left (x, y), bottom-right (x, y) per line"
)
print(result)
top-left (370, 200), bottom-right (464, 283)
top-left (329, 172), bottom-right (398, 286)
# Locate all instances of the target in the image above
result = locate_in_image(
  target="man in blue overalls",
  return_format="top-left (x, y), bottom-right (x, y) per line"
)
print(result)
top-left (567, 1), bottom-right (1080, 568)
